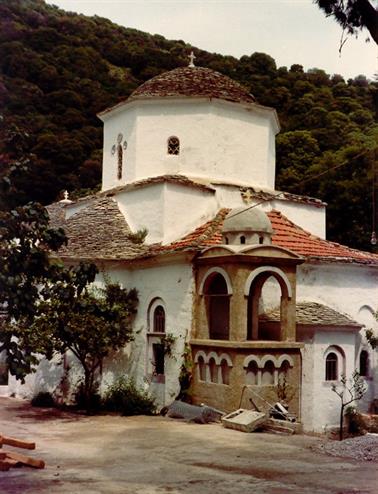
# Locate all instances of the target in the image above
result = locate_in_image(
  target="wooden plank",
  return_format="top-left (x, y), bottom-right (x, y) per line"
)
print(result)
top-left (4, 451), bottom-right (45, 469)
top-left (0, 435), bottom-right (36, 450)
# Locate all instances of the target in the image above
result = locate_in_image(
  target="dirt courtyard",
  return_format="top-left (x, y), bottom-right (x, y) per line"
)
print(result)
top-left (0, 397), bottom-right (376, 494)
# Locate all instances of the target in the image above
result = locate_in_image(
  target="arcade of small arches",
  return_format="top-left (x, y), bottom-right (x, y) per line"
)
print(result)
top-left (193, 350), bottom-right (294, 387)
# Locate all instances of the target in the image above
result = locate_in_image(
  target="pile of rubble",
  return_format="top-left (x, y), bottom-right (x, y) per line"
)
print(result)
top-left (315, 433), bottom-right (378, 462)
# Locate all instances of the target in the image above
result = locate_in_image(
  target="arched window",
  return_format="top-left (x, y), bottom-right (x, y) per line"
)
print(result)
top-left (240, 235), bottom-right (246, 245)
top-left (153, 305), bottom-right (165, 333)
top-left (246, 361), bottom-right (258, 385)
top-left (209, 357), bottom-right (218, 383)
top-left (168, 136), bottom-right (180, 155)
top-left (325, 352), bottom-right (338, 381)
top-left (359, 350), bottom-right (369, 377)
top-left (261, 360), bottom-right (275, 385)
top-left (197, 356), bottom-right (206, 381)
top-left (205, 273), bottom-right (230, 340)
top-left (220, 359), bottom-right (230, 385)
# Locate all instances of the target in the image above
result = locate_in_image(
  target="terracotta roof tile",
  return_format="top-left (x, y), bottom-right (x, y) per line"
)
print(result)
top-left (153, 209), bottom-right (378, 265)
top-left (48, 199), bottom-right (378, 266)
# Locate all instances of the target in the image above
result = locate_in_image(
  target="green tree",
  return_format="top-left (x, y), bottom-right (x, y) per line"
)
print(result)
top-left (7, 264), bottom-right (139, 409)
top-left (0, 161), bottom-right (67, 378)
top-left (331, 371), bottom-right (366, 440)
top-left (315, 0), bottom-right (378, 45)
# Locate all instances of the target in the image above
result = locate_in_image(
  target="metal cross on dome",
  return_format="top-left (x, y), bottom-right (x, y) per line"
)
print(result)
top-left (188, 51), bottom-right (196, 68)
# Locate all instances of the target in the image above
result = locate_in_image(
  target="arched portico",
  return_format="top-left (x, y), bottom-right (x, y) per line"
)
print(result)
top-left (245, 266), bottom-right (296, 341)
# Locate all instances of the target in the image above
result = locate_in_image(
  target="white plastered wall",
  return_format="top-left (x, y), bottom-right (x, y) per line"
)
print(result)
top-left (98, 261), bottom-right (194, 406)
top-left (300, 330), bottom-right (357, 432)
top-left (100, 98), bottom-right (278, 191)
top-left (116, 182), bottom-right (218, 244)
top-left (297, 262), bottom-right (378, 431)
top-left (5, 260), bottom-right (195, 407)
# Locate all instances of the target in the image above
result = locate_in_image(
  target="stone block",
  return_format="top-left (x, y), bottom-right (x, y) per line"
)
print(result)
top-left (221, 409), bottom-right (266, 433)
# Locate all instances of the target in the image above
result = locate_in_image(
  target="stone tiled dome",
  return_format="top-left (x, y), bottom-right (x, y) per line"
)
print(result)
top-left (129, 66), bottom-right (255, 104)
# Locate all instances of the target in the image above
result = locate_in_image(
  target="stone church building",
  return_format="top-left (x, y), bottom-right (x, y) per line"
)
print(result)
top-left (3, 61), bottom-right (378, 432)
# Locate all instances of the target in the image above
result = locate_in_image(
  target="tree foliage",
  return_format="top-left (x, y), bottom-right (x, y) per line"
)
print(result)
top-left (0, 0), bottom-right (377, 250)
top-left (5, 262), bottom-right (139, 408)
top-left (315, 0), bottom-right (378, 45)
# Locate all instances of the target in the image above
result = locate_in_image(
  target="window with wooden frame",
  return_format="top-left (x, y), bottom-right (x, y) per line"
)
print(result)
top-left (325, 352), bottom-right (338, 381)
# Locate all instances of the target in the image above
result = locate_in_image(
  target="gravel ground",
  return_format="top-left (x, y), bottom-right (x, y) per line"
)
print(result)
top-left (314, 433), bottom-right (378, 462)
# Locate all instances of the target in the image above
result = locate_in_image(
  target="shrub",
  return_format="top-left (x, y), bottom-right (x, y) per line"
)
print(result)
top-left (103, 377), bottom-right (156, 416)
top-left (74, 382), bottom-right (102, 412)
top-left (31, 391), bottom-right (56, 408)
top-left (345, 406), bottom-right (366, 436)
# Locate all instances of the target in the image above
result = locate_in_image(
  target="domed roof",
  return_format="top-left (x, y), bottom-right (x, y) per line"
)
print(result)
top-left (129, 66), bottom-right (255, 104)
top-left (222, 207), bottom-right (273, 234)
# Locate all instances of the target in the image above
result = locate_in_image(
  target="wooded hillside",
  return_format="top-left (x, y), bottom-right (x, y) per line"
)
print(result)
top-left (0, 0), bottom-right (377, 250)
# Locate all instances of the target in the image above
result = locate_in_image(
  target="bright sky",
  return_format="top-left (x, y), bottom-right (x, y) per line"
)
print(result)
top-left (47, 0), bottom-right (377, 80)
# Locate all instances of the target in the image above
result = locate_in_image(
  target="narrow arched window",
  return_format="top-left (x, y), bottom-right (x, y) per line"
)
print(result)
top-left (359, 350), bottom-right (369, 377)
top-left (117, 144), bottom-right (123, 180)
top-left (246, 361), bottom-right (258, 385)
top-left (205, 273), bottom-right (230, 340)
top-left (220, 360), bottom-right (230, 385)
top-left (261, 360), bottom-right (275, 385)
top-left (197, 356), bottom-right (206, 381)
top-left (240, 235), bottom-right (246, 245)
top-left (168, 136), bottom-right (180, 155)
top-left (209, 357), bottom-right (218, 383)
top-left (325, 352), bottom-right (338, 381)
top-left (153, 305), bottom-right (165, 333)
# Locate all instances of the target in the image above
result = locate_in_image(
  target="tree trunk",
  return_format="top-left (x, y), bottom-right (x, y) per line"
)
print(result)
top-left (356, 0), bottom-right (378, 45)
top-left (339, 403), bottom-right (345, 441)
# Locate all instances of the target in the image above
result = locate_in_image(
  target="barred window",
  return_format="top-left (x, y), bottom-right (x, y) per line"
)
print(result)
top-left (168, 136), bottom-right (180, 155)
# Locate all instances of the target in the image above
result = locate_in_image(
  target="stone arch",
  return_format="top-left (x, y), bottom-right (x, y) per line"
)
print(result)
top-left (244, 266), bottom-right (292, 298)
top-left (260, 354), bottom-right (279, 368)
top-left (243, 355), bottom-right (262, 368)
top-left (277, 354), bottom-right (294, 367)
top-left (218, 353), bottom-right (233, 367)
top-left (245, 266), bottom-right (294, 341)
top-left (194, 350), bottom-right (207, 363)
top-left (199, 267), bottom-right (233, 295)
top-left (206, 351), bottom-right (220, 365)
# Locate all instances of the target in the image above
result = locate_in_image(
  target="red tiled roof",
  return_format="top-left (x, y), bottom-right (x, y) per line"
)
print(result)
top-left (153, 209), bottom-right (378, 265)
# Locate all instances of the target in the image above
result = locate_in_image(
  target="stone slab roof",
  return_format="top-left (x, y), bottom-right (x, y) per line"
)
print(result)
top-left (47, 197), bottom-right (149, 260)
top-left (128, 67), bottom-right (256, 104)
top-left (238, 186), bottom-right (326, 208)
top-left (260, 302), bottom-right (361, 327)
top-left (48, 200), bottom-right (378, 266)
top-left (74, 175), bottom-right (215, 205)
